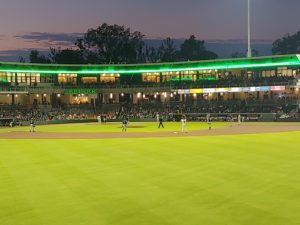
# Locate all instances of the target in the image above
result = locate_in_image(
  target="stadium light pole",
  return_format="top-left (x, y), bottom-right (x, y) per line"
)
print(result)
top-left (247, 0), bottom-right (252, 58)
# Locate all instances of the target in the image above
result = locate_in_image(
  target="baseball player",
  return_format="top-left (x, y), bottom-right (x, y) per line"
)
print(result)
top-left (158, 115), bottom-right (164, 128)
top-left (29, 119), bottom-right (36, 132)
top-left (206, 113), bottom-right (210, 123)
top-left (207, 119), bottom-right (212, 131)
top-left (97, 115), bottom-right (102, 124)
top-left (238, 114), bottom-right (242, 125)
top-left (156, 113), bottom-right (160, 122)
top-left (181, 115), bottom-right (187, 132)
top-left (122, 118), bottom-right (128, 132)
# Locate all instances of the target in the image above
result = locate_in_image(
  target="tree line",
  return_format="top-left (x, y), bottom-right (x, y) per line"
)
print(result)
top-left (26, 23), bottom-right (300, 64)
top-left (27, 23), bottom-right (217, 64)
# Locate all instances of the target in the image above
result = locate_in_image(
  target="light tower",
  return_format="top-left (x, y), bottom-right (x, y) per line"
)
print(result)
top-left (247, 0), bottom-right (252, 58)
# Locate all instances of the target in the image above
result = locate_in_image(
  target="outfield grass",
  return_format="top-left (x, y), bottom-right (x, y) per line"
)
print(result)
top-left (0, 132), bottom-right (300, 225)
top-left (0, 122), bottom-right (228, 133)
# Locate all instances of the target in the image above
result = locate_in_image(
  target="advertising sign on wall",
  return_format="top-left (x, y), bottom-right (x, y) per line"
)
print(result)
top-left (64, 89), bottom-right (97, 95)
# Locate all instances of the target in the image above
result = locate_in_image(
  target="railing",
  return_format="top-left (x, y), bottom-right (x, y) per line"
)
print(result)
top-left (0, 79), bottom-right (296, 93)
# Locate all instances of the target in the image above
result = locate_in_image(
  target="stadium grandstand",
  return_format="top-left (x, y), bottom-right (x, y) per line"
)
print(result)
top-left (1, 54), bottom-right (300, 125)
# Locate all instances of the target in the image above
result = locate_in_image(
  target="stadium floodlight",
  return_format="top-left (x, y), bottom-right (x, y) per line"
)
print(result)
top-left (247, 0), bottom-right (252, 58)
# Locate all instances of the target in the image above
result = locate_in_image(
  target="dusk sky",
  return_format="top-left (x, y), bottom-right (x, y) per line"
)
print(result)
top-left (0, 0), bottom-right (299, 60)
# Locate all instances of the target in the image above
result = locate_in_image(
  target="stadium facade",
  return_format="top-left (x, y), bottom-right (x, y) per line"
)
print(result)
top-left (0, 54), bottom-right (300, 107)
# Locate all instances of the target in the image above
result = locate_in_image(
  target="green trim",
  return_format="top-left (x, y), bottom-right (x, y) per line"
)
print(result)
top-left (0, 54), bottom-right (299, 75)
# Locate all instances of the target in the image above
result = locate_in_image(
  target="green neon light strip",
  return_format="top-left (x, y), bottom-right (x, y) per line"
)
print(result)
top-left (0, 61), bottom-right (300, 74)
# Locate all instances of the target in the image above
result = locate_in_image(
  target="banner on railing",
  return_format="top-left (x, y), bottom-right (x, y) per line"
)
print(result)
top-left (176, 86), bottom-right (285, 94)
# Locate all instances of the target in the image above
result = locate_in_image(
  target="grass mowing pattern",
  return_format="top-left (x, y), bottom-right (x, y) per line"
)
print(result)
top-left (0, 122), bottom-right (228, 133)
top-left (0, 132), bottom-right (300, 225)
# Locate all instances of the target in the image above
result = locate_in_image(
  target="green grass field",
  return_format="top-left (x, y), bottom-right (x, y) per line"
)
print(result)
top-left (0, 122), bottom-right (228, 133)
top-left (0, 124), bottom-right (300, 225)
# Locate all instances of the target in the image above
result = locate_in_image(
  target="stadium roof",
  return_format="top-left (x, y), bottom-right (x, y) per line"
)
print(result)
top-left (0, 54), bottom-right (299, 75)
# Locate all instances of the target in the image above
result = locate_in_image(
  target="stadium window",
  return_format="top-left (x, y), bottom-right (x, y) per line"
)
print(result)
top-left (29, 74), bottom-right (41, 84)
top-left (199, 70), bottom-right (218, 80)
top-left (0, 73), bottom-right (7, 82)
top-left (142, 73), bottom-right (160, 83)
top-left (277, 67), bottom-right (293, 77)
top-left (162, 72), bottom-right (180, 82)
top-left (15, 73), bottom-right (26, 83)
top-left (36, 74), bottom-right (41, 83)
top-left (40, 74), bottom-right (53, 83)
top-left (262, 70), bottom-right (275, 77)
top-left (58, 74), bottom-right (77, 85)
top-left (81, 77), bottom-right (98, 84)
top-left (247, 71), bottom-right (254, 78)
top-left (100, 74), bottom-right (119, 84)
top-left (293, 70), bottom-right (297, 76)
top-left (181, 71), bottom-right (196, 82)
top-left (6, 73), bottom-right (12, 82)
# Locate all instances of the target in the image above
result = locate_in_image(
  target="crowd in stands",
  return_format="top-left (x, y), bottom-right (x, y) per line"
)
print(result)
top-left (1, 98), bottom-right (299, 126)
top-left (117, 100), bottom-right (299, 119)
top-left (0, 108), bottom-right (95, 125)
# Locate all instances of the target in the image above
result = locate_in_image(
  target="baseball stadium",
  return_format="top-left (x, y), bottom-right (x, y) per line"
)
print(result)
top-left (1, 53), bottom-right (300, 225)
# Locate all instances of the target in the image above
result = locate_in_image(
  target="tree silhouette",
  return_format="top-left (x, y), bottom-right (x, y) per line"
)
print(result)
top-left (179, 35), bottom-right (218, 61)
top-left (144, 45), bottom-right (160, 63)
top-left (29, 50), bottom-right (51, 63)
top-left (272, 31), bottom-right (300, 54)
top-left (157, 37), bottom-right (179, 62)
top-left (49, 48), bottom-right (84, 64)
top-left (76, 23), bottom-right (145, 64)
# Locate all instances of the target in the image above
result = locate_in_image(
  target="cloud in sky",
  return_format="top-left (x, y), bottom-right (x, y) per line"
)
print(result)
top-left (0, 32), bottom-right (83, 54)
top-left (12, 32), bottom-right (83, 49)
top-left (14, 32), bottom-right (83, 44)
